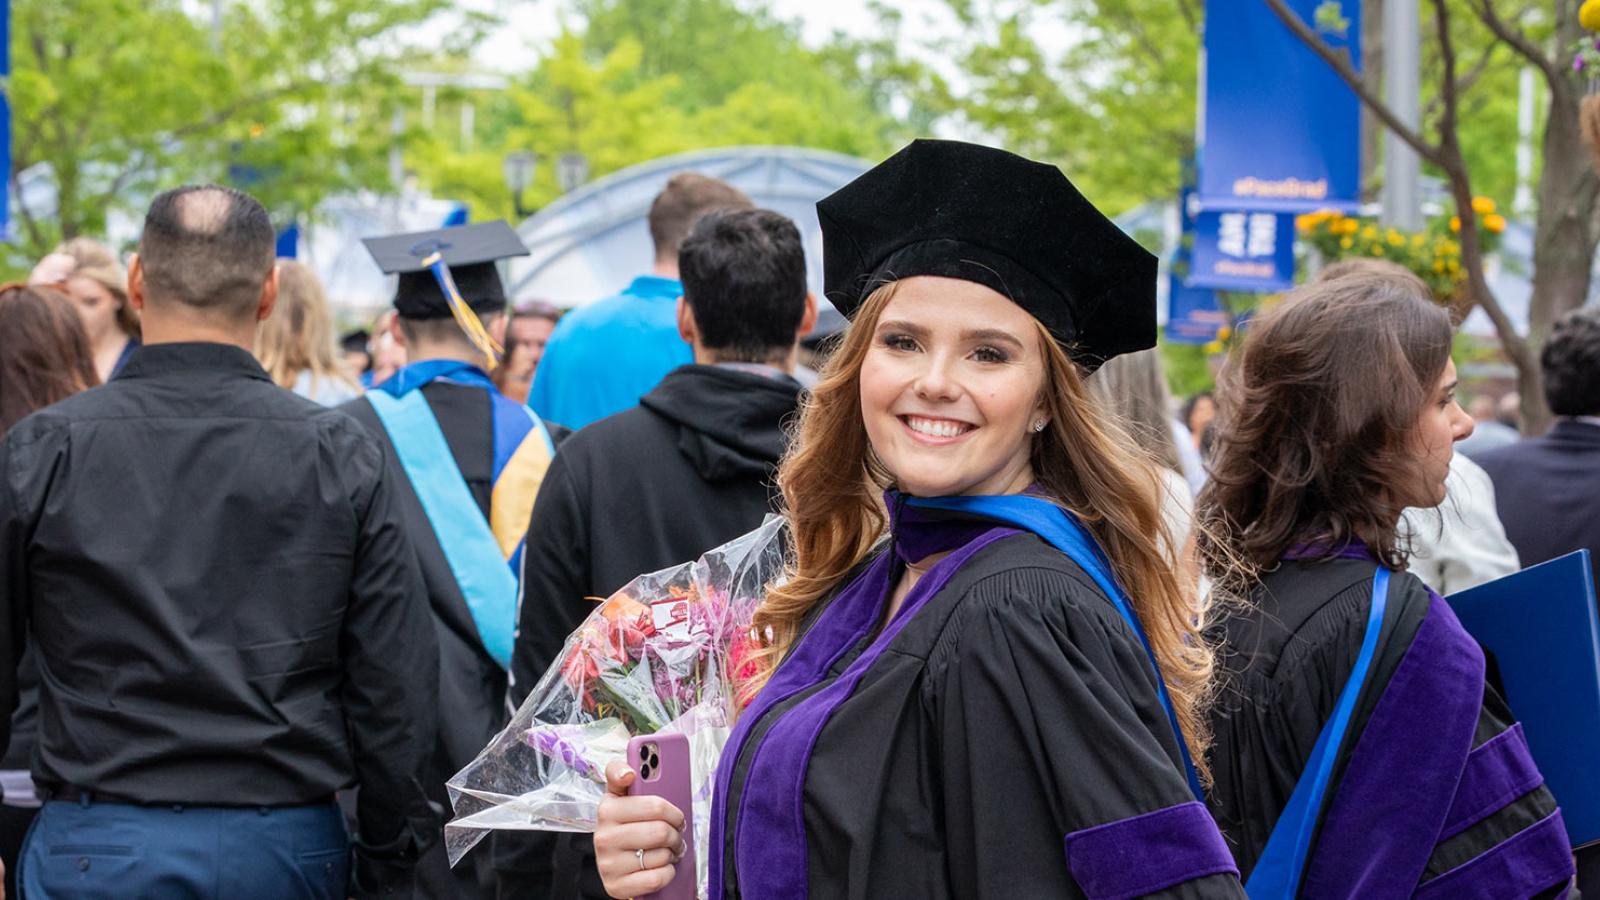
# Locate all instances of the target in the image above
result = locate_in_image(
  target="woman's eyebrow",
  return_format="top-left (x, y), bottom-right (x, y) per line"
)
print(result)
top-left (875, 319), bottom-right (928, 337)
top-left (962, 328), bottom-right (1025, 348)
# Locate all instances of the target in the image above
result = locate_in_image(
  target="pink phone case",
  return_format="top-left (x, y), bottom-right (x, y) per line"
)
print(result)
top-left (626, 732), bottom-right (697, 900)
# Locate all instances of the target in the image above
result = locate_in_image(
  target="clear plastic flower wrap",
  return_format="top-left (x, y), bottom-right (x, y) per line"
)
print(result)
top-left (444, 517), bottom-right (786, 897)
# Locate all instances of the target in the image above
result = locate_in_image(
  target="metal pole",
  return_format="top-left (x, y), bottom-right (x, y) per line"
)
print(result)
top-left (211, 0), bottom-right (224, 53)
top-left (1380, 0), bottom-right (1421, 230)
top-left (1513, 66), bottom-right (1536, 218)
top-left (389, 109), bottom-right (405, 189)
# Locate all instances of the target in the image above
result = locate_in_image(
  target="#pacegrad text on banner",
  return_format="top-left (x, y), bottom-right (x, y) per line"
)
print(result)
top-left (1198, 0), bottom-right (1361, 213)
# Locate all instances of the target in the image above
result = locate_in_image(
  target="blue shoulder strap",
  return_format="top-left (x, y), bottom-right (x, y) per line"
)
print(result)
top-left (1245, 567), bottom-right (1390, 898)
top-left (906, 493), bottom-right (1207, 802)
top-left (367, 389), bottom-right (517, 668)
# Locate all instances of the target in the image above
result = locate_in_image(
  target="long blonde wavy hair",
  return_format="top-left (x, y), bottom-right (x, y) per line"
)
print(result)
top-left (743, 282), bottom-right (1218, 778)
top-left (255, 261), bottom-right (357, 394)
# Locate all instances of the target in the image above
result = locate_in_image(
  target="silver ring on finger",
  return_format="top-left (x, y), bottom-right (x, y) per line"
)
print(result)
top-left (636, 848), bottom-right (647, 872)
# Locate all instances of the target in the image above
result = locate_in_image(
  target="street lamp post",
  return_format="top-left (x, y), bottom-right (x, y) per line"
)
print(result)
top-left (557, 152), bottom-right (590, 194)
top-left (504, 150), bottom-right (588, 220)
top-left (503, 150), bottom-right (539, 220)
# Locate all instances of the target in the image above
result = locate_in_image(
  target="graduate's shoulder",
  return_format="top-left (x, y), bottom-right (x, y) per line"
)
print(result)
top-left (1222, 559), bottom-right (1433, 687)
top-left (909, 531), bottom-right (1145, 661)
top-left (548, 403), bottom-right (675, 474)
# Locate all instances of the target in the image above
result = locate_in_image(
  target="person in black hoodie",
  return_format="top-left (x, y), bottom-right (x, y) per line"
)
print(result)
top-left (494, 207), bottom-right (815, 898)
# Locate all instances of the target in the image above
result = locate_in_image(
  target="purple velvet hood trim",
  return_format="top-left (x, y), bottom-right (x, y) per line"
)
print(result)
top-left (707, 502), bottom-right (1011, 900)
top-left (1299, 591), bottom-right (1574, 897)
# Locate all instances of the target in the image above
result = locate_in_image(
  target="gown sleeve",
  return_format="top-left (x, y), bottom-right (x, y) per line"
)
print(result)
top-left (926, 565), bottom-right (1244, 899)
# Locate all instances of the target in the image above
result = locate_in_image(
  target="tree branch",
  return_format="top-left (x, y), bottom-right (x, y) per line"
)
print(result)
top-left (1175, 0), bottom-right (1200, 35)
top-left (1469, 0), bottom-right (1561, 87)
top-left (10, 171), bottom-right (47, 252)
top-left (1262, 0), bottom-right (1444, 164)
top-left (1101, 8), bottom-right (1169, 72)
top-left (1427, 0), bottom-right (1534, 372)
top-left (1451, 26), bottom-right (1505, 98)
top-left (167, 80), bottom-right (320, 142)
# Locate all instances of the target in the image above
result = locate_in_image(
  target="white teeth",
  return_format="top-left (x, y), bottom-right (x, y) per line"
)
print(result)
top-left (905, 416), bottom-right (969, 438)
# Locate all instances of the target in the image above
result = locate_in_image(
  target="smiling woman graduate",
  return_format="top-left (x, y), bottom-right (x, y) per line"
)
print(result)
top-left (589, 140), bottom-right (1247, 899)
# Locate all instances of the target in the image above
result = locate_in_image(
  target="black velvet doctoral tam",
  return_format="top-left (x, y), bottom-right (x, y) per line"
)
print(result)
top-left (817, 139), bottom-right (1157, 371)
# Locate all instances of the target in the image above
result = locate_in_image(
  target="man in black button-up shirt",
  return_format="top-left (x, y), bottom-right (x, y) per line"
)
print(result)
top-left (0, 185), bottom-right (440, 899)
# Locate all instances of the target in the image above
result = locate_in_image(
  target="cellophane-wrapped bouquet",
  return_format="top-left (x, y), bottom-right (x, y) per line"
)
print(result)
top-left (445, 517), bottom-right (785, 897)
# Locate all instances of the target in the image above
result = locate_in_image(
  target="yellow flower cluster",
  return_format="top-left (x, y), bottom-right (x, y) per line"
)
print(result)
top-left (1297, 209), bottom-right (1469, 301)
top-left (1447, 199), bottom-right (1506, 235)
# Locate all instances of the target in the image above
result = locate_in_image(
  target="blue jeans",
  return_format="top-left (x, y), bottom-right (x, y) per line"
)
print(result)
top-left (19, 798), bottom-right (348, 899)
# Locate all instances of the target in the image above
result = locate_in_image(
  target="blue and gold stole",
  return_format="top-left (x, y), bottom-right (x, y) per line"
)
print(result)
top-left (368, 359), bottom-right (555, 667)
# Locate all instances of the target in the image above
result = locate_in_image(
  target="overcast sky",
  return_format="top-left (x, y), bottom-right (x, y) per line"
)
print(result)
top-left (453, 0), bottom-right (971, 72)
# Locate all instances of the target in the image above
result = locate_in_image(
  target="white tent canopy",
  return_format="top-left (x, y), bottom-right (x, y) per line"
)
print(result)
top-left (506, 146), bottom-right (872, 308)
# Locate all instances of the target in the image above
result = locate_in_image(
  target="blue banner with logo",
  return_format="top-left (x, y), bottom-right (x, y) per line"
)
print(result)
top-left (1198, 0), bottom-right (1361, 213)
top-left (1166, 264), bottom-right (1230, 344)
top-left (1165, 175), bottom-right (1229, 343)
top-left (1188, 209), bottom-right (1296, 292)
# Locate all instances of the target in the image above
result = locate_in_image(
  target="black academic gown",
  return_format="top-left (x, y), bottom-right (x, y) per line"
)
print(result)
top-left (1207, 558), bottom-right (1575, 898)
top-left (717, 531), bottom-right (1245, 899)
top-left (341, 381), bottom-right (568, 900)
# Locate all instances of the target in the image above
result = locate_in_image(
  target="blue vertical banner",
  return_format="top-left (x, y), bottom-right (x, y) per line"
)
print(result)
top-left (275, 222), bottom-right (300, 259)
top-left (1199, 0), bottom-right (1361, 212)
top-left (1188, 209), bottom-right (1297, 292)
top-left (1166, 273), bottom-right (1230, 344)
top-left (1166, 174), bottom-right (1229, 344)
top-left (1, 0), bottom-right (12, 243)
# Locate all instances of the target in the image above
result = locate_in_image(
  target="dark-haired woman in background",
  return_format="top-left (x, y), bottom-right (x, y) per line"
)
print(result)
top-left (0, 284), bottom-right (99, 899)
top-left (1197, 272), bottom-right (1576, 897)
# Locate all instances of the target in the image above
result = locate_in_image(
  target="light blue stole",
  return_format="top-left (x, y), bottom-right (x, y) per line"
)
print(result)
top-left (368, 388), bottom-right (521, 667)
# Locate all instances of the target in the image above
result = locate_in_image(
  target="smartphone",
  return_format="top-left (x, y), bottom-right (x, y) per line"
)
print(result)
top-left (626, 732), bottom-right (697, 900)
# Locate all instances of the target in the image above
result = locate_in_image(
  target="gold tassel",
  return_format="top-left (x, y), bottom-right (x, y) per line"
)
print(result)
top-left (421, 251), bottom-right (504, 371)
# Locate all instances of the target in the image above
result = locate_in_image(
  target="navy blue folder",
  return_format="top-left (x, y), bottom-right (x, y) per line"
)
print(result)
top-left (1448, 550), bottom-right (1600, 847)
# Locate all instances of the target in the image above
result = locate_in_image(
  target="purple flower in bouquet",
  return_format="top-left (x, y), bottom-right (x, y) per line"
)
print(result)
top-left (527, 725), bottom-right (602, 780)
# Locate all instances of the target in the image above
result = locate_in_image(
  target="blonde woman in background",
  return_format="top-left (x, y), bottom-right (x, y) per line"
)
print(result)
top-left (1088, 348), bottom-right (1199, 562)
top-left (255, 261), bottom-right (361, 406)
top-left (29, 238), bottom-right (140, 381)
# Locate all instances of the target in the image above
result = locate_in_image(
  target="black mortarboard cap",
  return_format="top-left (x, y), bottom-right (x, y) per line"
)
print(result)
top-left (818, 139), bottom-right (1156, 371)
top-left (362, 221), bottom-right (530, 320)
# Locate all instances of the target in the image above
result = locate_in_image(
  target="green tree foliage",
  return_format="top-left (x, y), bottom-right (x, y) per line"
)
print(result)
top-left (408, 1), bottom-right (919, 223)
top-left (938, 0), bottom-right (1537, 216)
top-left (8, 0), bottom-right (459, 265)
top-left (941, 0), bottom-right (1201, 215)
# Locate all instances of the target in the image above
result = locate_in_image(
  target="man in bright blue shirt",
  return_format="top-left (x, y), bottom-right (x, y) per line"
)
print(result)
top-left (528, 173), bottom-right (752, 429)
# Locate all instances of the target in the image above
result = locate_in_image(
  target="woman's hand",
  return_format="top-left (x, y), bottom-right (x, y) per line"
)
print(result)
top-left (594, 759), bottom-right (686, 899)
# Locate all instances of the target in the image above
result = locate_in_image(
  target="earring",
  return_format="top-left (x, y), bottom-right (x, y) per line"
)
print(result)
top-left (1032, 419), bottom-right (1046, 433)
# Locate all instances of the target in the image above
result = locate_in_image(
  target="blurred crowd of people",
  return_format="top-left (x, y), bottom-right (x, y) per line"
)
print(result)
top-left (0, 139), bottom-right (1596, 900)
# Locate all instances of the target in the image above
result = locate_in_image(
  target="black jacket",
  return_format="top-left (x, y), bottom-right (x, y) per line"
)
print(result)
top-left (340, 380), bottom-right (571, 899)
top-left (499, 363), bottom-right (801, 898)
top-left (1476, 419), bottom-right (1600, 589)
top-left (0, 343), bottom-right (439, 892)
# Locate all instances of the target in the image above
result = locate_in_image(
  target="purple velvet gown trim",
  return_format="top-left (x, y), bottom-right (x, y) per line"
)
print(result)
top-left (1060, 801), bottom-right (1238, 900)
top-left (1298, 589), bottom-right (1575, 897)
top-left (1414, 811), bottom-right (1574, 899)
top-left (1283, 543), bottom-right (1376, 563)
top-left (706, 508), bottom-right (1012, 900)
top-left (1441, 723), bottom-right (1545, 841)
